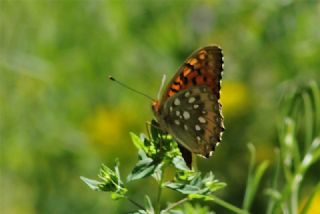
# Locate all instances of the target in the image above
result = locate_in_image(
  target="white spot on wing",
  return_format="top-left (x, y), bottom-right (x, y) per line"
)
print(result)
top-left (184, 124), bottom-right (188, 130)
top-left (193, 104), bottom-right (199, 109)
top-left (174, 120), bottom-right (180, 125)
top-left (174, 98), bottom-right (180, 106)
top-left (195, 124), bottom-right (201, 131)
top-left (183, 111), bottom-right (190, 120)
top-left (198, 116), bottom-right (206, 123)
top-left (188, 97), bottom-right (196, 103)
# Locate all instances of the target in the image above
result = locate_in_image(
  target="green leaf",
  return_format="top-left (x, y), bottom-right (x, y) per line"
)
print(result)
top-left (144, 195), bottom-right (155, 213)
top-left (151, 163), bottom-right (163, 182)
top-left (266, 148), bottom-right (281, 214)
top-left (131, 132), bottom-right (144, 150)
top-left (206, 181), bottom-right (227, 192)
top-left (166, 182), bottom-right (202, 194)
top-left (80, 161), bottom-right (127, 199)
top-left (111, 192), bottom-right (126, 200)
top-left (165, 171), bottom-right (225, 196)
top-left (80, 176), bottom-right (102, 191)
top-left (309, 81), bottom-right (320, 135)
top-left (243, 144), bottom-right (269, 211)
top-left (138, 149), bottom-right (148, 160)
top-left (302, 91), bottom-right (313, 149)
top-left (168, 203), bottom-right (215, 214)
top-left (249, 160), bottom-right (269, 199)
top-left (299, 137), bottom-right (320, 174)
top-left (127, 157), bottom-right (157, 182)
top-left (172, 156), bottom-right (190, 171)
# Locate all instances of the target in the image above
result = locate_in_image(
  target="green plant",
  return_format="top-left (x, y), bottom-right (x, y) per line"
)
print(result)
top-left (81, 81), bottom-right (319, 214)
top-left (81, 120), bottom-right (248, 214)
top-left (265, 80), bottom-right (320, 214)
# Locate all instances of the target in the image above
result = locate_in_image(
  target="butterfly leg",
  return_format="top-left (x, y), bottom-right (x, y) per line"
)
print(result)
top-left (145, 120), bottom-right (162, 139)
top-left (145, 121), bottom-right (152, 140)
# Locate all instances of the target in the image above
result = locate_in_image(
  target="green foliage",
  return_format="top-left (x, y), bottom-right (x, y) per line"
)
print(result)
top-left (266, 81), bottom-right (320, 214)
top-left (169, 203), bottom-right (215, 214)
top-left (82, 81), bottom-right (320, 214)
top-left (242, 144), bottom-right (269, 211)
top-left (165, 171), bottom-right (226, 196)
top-left (81, 122), bottom-right (237, 214)
top-left (80, 161), bottom-right (127, 200)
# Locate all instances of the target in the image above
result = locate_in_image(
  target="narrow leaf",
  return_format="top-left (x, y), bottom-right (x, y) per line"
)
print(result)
top-left (130, 132), bottom-right (144, 150)
top-left (80, 176), bottom-right (101, 191)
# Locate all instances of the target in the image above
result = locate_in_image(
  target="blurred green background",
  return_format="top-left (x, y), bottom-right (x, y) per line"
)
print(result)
top-left (1, 0), bottom-right (319, 213)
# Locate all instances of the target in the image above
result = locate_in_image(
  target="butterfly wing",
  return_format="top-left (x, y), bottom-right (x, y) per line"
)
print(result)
top-left (160, 45), bottom-right (223, 102)
top-left (161, 86), bottom-right (224, 157)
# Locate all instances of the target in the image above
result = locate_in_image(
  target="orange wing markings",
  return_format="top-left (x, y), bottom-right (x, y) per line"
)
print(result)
top-left (163, 46), bottom-right (223, 99)
top-left (168, 90), bottom-right (175, 97)
top-left (187, 58), bottom-right (198, 65)
top-left (182, 67), bottom-right (192, 76)
top-left (199, 52), bottom-right (206, 60)
top-left (171, 83), bottom-right (181, 91)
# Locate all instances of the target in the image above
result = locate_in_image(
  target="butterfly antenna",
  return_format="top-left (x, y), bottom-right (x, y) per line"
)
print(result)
top-left (109, 75), bottom-right (155, 101)
top-left (157, 74), bottom-right (167, 100)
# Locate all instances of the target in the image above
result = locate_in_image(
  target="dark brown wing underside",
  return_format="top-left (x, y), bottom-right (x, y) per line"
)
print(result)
top-left (162, 86), bottom-right (224, 157)
top-left (155, 45), bottom-right (224, 157)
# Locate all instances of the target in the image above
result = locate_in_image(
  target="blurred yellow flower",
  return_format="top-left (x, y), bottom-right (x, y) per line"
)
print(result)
top-left (221, 81), bottom-right (249, 116)
top-left (85, 107), bottom-right (125, 147)
top-left (84, 104), bottom-right (147, 151)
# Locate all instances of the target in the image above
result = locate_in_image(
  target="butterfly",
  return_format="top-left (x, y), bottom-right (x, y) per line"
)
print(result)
top-left (151, 45), bottom-right (224, 167)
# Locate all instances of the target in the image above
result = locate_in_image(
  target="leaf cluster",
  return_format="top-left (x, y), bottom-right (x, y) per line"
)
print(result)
top-left (81, 120), bottom-right (227, 213)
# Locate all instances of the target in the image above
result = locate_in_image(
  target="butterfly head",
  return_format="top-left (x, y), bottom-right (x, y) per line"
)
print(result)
top-left (151, 100), bottom-right (161, 115)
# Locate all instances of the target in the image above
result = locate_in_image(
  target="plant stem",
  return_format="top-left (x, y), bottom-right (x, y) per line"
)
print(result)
top-left (242, 144), bottom-right (255, 210)
top-left (125, 196), bottom-right (146, 211)
top-left (291, 173), bottom-right (303, 214)
top-left (210, 195), bottom-right (250, 214)
top-left (155, 167), bottom-right (165, 214)
top-left (162, 197), bottom-right (188, 213)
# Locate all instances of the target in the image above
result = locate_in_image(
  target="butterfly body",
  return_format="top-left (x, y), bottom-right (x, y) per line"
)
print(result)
top-left (152, 45), bottom-right (224, 159)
